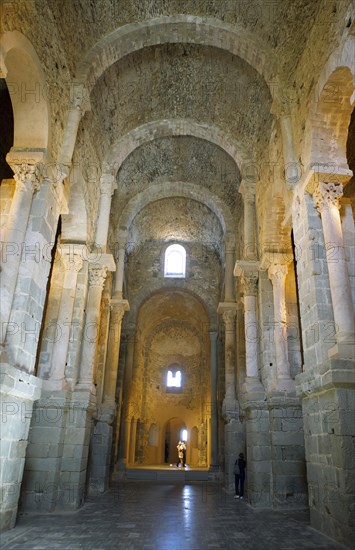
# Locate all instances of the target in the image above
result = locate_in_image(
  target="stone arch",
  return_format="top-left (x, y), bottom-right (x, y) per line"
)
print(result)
top-left (117, 181), bottom-right (235, 240)
top-left (103, 119), bottom-right (250, 176)
top-left (75, 15), bottom-right (276, 96)
top-left (0, 31), bottom-right (50, 150)
top-left (303, 37), bottom-right (355, 171)
top-left (128, 285), bottom-right (217, 326)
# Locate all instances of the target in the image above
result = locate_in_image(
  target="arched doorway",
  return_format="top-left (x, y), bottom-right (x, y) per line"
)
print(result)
top-left (164, 417), bottom-right (186, 465)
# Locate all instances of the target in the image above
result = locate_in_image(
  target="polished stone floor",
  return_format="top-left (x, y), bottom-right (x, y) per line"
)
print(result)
top-left (0, 482), bottom-right (347, 550)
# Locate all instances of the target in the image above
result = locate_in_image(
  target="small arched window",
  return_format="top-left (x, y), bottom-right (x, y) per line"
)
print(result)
top-left (166, 365), bottom-right (183, 393)
top-left (164, 244), bottom-right (186, 278)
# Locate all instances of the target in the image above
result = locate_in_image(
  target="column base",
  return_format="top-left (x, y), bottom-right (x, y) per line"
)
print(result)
top-left (42, 379), bottom-right (69, 392)
top-left (328, 338), bottom-right (355, 361)
top-left (275, 376), bottom-right (296, 395)
top-left (242, 377), bottom-right (266, 401)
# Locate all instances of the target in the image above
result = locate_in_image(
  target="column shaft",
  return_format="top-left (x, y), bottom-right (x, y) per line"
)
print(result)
top-left (46, 251), bottom-right (83, 389)
top-left (268, 263), bottom-right (294, 392)
top-left (313, 182), bottom-right (355, 349)
top-left (95, 175), bottom-right (116, 250)
top-left (209, 330), bottom-right (218, 467)
top-left (77, 266), bottom-right (107, 390)
top-left (1, 163), bottom-right (41, 343)
top-left (102, 301), bottom-right (129, 405)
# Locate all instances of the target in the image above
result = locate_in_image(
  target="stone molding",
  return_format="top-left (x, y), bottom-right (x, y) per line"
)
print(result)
top-left (313, 182), bottom-right (343, 213)
top-left (302, 166), bottom-right (352, 195)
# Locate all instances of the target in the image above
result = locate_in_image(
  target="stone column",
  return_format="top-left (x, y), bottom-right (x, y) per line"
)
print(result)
top-left (77, 265), bottom-right (108, 391)
top-left (268, 262), bottom-right (295, 393)
top-left (44, 247), bottom-right (83, 390)
top-left (271, 99), bottom-right (299, 187)
top-left (312, 181), bottom-right (355, 358)
top-left (59, 85), bottom-right (91, 166)
top-left (209, 329), bottom-right (218, 468)
top-left (240, 267), bottom-right (264, 394)
top-left (114, 246), bottom-right (126, 299)
top-left (117, 327), bottom-right (135, 470)
top-left (239, 181), bottom-right (257, 261)
top-left (1, 154), bottom-right (43, 344)
top-left (102, 300), bottom-right (130, 410)
top-left (217, 303), bottom-right (242, 493)
top-left (224, 234), bottom-right (235, 302)
top-left (218, 305), bottom-right (237, 405)
top-left (94, 174), bottom-right (116, 251)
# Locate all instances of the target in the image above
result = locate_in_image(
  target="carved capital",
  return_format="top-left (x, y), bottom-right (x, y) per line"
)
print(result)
top-left (313, 182), bottom-right (343, 213)
top-left (100, 174), bottom-right (116, 196)
top-left (70, 83), bottom-right (91, 113)
top-left (241, 273), bottom-right (258, 296)
top-left (62, 252), bottom-right (83, 274)
top-left (268, 263), bottom-right (288, 286)
top-left (88, 265), bottom-right (108, 289)
top-left (11, 163), bottom-right (41, 192)
top-left (222, 309), bottom-right (236, 328)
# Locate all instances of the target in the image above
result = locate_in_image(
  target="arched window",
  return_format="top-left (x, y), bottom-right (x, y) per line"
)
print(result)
top-left (164, 244), bottom-right (186, 278)
top-left (167, 369), bottom-right (182, 388)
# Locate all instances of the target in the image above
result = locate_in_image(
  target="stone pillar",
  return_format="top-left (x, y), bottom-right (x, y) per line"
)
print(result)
top-left (271, 99), bottom-right (299, 187)
top-left (94, 174), bottom-right (116, 251)
top-left (102, 300), bottom-right (130, 408)
top-left (44, 247), bottom-right (83, 390)
top-left (1, 153), bottom-right (43, 344)
top-left (218, 305), bottom-right (237, 404)
top-left (312, 181), bottom-right (355, 358)
top-left (114, 247), bottom-right (126, 299)
top-left (117, 328), bottom-right (135, 470)
top-left (217, 302), bottom-right (243, 492)
top-left (59, 85), bottom-right (91, 166)
top-left (87, 299), bottom-right (129, 493)
top-left (0, 366), bottom-right (42, 529)
top-left (239, 181), bottom-right (257, 261)
top-left (268, 261), bottom-right (295, 393)
top-left (209, 329), bottom-right (218, 468)
top-left (77, 265), bottom-right (108, 392)
top-left (224, 234), bottom-right (235, 302)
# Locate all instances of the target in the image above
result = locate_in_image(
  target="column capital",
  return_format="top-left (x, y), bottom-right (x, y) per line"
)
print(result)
top-left (100, 174), bottom-right (117, 196)
top-left (313, 182), bottom-right (343, 213)
top-left (6, 150), bottom-right (45, 192)
top-left (239, 180), bottom-right (256, 203)
top-left (241, 274), bottom-right (258, 296)
top-left (110, 299), bottom-right (130, 322)
top-left (268, 262), bottom-right (288, 285)
top-left (217, 302), bottom-right (237, 328)
top-left (70, 83), bottom-right (91, 113)
top-left (61, 251), bottom-right (84, 274)
top-left (88, 265), bottom-right (108, 289)
top-left (260, 251), bottom-right (292, 271)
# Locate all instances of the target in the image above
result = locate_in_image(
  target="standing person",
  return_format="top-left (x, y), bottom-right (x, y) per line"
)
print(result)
top-left (234, 452), bottom-right (246, 499)
top-left (182, 440), bottom-right (187, 467)
top-left (176, 440), bottom-right (187, 468)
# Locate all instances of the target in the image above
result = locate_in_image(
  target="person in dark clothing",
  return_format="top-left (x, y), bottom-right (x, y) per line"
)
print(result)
top-left (234, 452), bottom-right (246, 499)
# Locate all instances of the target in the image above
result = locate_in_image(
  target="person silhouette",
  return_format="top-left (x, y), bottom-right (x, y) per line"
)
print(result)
top-left (234, 452), bottom-right (246, 499)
